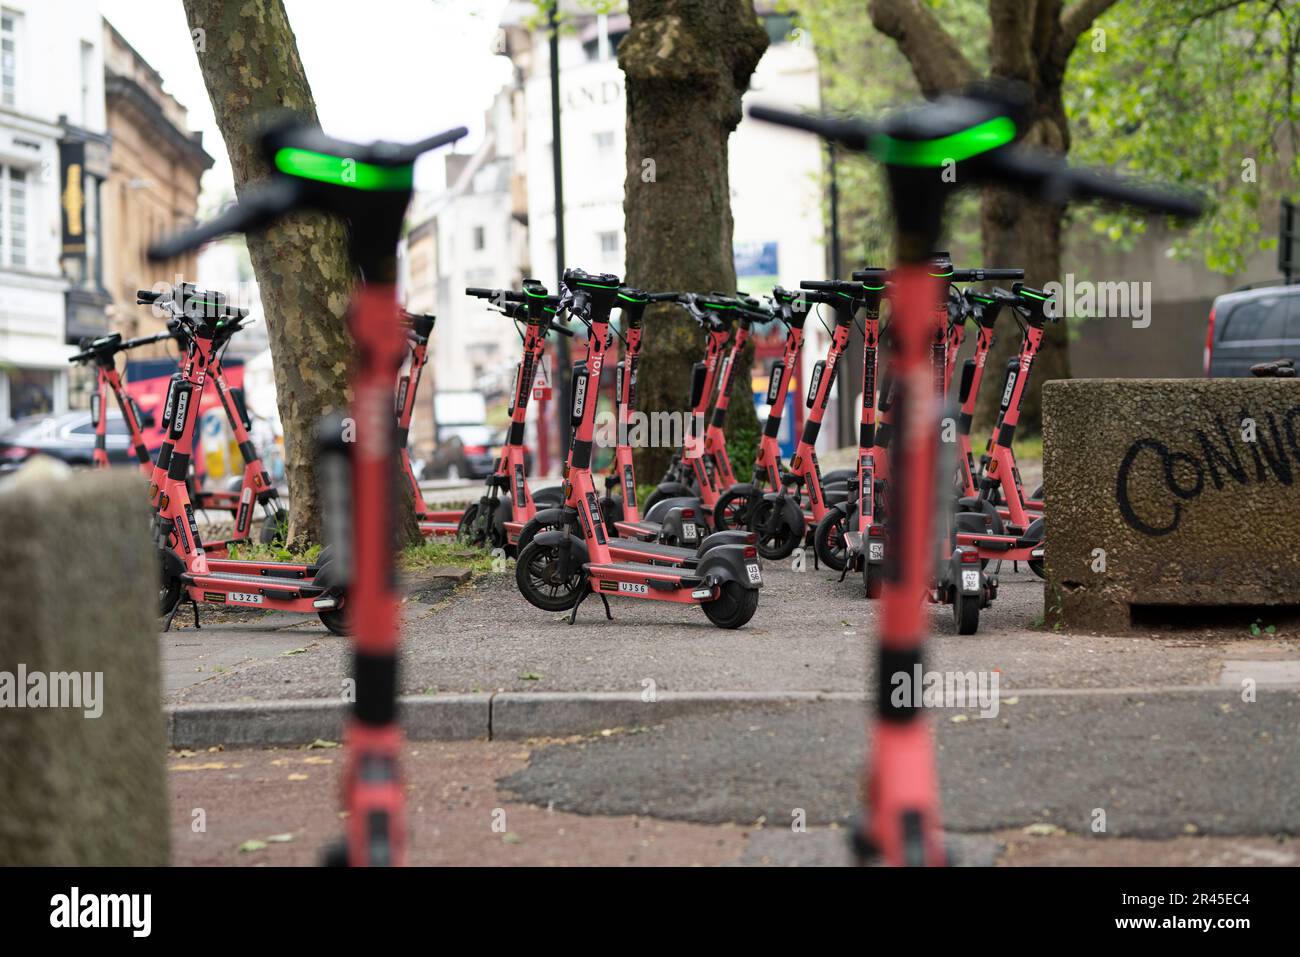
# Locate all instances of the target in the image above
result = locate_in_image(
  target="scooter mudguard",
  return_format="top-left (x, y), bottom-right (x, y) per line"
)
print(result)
top-left (645, 494), bottom-right (699, 524)
top-left (659, 504), bottom-right (706, 545)
top-left (1022, 516), bottom-right (1044, 544)
top-left (761, 490), bottom-right (806, 542)
top-left (648, 481), bottom-right (694, 509)
top-left (533, 529), bottom-right (589, 578)
top-left (490, 497), bottom-right (514, 541)
top-left (696, 543), bottom-right (763, 591)
top-left (950, 548), bottom-right (982, 597)
top-left (695, 529), bottom-right (752, 557)
top-left (533, 485), bottom-right (564, 506)
top-left (517, 506), bottom-right (567, 553)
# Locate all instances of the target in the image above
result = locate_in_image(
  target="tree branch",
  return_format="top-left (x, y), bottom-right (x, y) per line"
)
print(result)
top-left (868, 0), bottom-right (977, 96)
top-left (1059, 0), bottom-right (1120, 44)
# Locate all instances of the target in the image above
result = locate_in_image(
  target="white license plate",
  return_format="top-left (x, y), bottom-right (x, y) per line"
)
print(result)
top-left (746, 563), bottom-right (762, 585)
top-left (961, 570), bottom-right (980, 592)
top-left (683, 523), bottom-right (697, 541)
top-left (868, 542), bottom-right (884, 561)
top-left (619, 582), bottom-right (649, 595)
top-left (228, 591), bottom-right (264, 605)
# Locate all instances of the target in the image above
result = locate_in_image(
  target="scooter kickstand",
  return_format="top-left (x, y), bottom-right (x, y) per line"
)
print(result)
top-left (599, 593), bottom-right (613, 620)
top-left (568, 585), bottom-right (591, 625)
top-left (191, 599), bottom-right (202, 629)
top-left (162, 598), bottom-right (184, 633)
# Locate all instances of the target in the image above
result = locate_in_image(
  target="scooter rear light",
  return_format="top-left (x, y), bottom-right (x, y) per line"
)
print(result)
top-left (868, 525), bottom-right (884, 536)
top-left (743, 546), bottom-right (757, 559)
top-left (961, 551), bottom-right (980, 563)
top-left (681, 508), bottom-right (695, 519)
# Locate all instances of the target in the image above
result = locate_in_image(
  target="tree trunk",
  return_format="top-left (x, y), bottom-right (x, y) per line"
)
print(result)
top-left (180, 0), bottom-right (420, 549)
top-left (867, 0), bottom-right (1120, 435)
top-left (618, 0), bottom-right (767, 484)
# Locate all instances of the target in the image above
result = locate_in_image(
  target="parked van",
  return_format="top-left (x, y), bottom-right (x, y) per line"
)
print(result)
top-left (1204, 284), bottom-right (1300, 376)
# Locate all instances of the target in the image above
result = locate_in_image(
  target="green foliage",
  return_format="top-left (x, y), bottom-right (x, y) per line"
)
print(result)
top-left (401, 539), bottom-right (496, 574)
top-left (226, 541), bottom-right (322, 564)
top-left (725, 414), bottom-right (762, 481)
top-left (1066, 1), bottom-right (1299, 275)
top-left (788, 0), bottom-right (987, 272)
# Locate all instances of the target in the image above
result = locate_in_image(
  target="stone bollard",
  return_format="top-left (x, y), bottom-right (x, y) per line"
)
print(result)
top-left (1042, 379), bottom-right (1300, 632)
top-left (0, 460), bottom-right (168, 865)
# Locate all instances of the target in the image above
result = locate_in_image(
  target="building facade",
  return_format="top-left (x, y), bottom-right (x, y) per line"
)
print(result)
top-left (0, 0), bottom-right (109, 426)
top-left (100, 17), bottom-right (212, 361)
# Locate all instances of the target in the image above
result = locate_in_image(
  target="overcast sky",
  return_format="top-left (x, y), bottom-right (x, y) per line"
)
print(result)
top-left (101, 0), bottom-right (514, 204)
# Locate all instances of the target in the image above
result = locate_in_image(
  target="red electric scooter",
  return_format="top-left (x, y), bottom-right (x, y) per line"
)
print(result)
top-left (69, 329), bottom-right (174, 473)
top-left (392, 310), bottom-right (472, 537)
top-left (455, 282), bottom-right (572, 553)
top-left (515, 286), bottom-right (755, 567)
top-left (138, 285), bottom-right (289, 554)
top-left (752, 86), bottom-right (1201, 866)
top-left (515, 268), bottom-right (763, 628)
top-left (151, 118), bottom-right (467, 867)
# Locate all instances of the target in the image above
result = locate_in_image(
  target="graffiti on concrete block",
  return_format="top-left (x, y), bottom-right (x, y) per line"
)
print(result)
top-left (1116, 405), bottom-right (1300, 536)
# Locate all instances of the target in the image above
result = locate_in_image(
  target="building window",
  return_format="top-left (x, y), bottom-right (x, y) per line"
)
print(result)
top-left (8, 368), bottom-right (54, 419)
top-left (598, 230), bottom-right (619, 255)
top-left (80, 40), bottom-right (94, 125)
top-left (472, 225), bottom-right (485, 251)
top-left (0, 11), bottom-right (16, 109)
top-left (0, 164), bottom-right (27, 268)
top-left (594, 130), bottom-right (615, 154)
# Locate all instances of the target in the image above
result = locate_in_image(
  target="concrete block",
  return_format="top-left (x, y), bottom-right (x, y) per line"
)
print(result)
top-left (0, 463), bottom-right (167, 865)
top-left (1042, 379), bottom-right (1300, 631)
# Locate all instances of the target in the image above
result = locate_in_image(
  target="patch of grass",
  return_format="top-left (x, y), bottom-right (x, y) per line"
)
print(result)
top-left (226, 541), bottom-right (322, 564)
top-left (400, 539), bottom-right (496, 574)
top-left (1013, 433), bottom-right (1043, 463)
top-left (227, 537), bottom-right (496, 574)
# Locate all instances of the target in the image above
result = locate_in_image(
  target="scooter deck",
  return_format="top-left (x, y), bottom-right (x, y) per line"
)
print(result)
top-left (185, 569), bottom-right (327, 597)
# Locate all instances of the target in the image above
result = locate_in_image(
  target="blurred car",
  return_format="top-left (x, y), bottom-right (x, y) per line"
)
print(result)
top-left (429, 424), bottom-right (498, 480)
top-left (0, 410), bottom-right (138, 473)
top-left (1205, 284), bottom-right (1300, 376)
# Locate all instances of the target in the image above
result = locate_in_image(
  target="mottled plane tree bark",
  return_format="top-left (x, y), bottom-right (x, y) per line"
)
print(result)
top-left (179, 0), bottom-right (420, 547)
top-left (619, 0), bottom-right (768, 482)
top-left (869, 0), bottom-right (1119, 433)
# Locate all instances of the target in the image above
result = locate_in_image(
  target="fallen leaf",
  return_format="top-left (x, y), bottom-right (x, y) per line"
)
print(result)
top-left (308, 739), bottom-right (340, 749)
top-left (238, 839), bottom-right (267, 853)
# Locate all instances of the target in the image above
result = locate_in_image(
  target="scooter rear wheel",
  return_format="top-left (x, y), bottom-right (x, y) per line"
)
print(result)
top-left (863, 561), bottom-right (884, 599)
top-left (318, 607), bottom-right (349, 636)
top-left (701, 581), bottom-right (759, 629)
top-left (515, 540), bottom-right (583, 611)
top-left (953, 588), bottom-right (979, 635)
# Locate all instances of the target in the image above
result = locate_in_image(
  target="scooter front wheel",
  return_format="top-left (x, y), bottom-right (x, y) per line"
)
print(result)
top-left (701, 581), bottom-right (759, 629)
top-left (258, 507), bottom-right (289, 545)
top-left (813, 505), bottom-right (854, 572)
top-left (455, 502), bottom-right (483, 545)
top-left (515, 540), bottom-right (583, 611)
top-left (750, 498), bottom-right (800, 561)
top-left (712, 488), bottom-right (751, 532)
